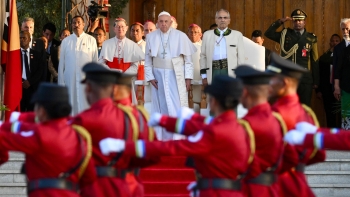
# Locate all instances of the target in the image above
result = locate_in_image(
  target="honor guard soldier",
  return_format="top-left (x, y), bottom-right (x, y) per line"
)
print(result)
top-left (267, 53), bottom-right (325, 197)
top-left (265, 9), bottom-right (319, 106)
top-left (235, 66), bottom-right (285, 197)
top-left (0, 83), bottom-right (96, 197)
top-left (100, 75), bottom-right (254, 197)
top-left (71, 62), bottom-right (152, 197)
top-left (112, 70), bottom-right (158, 197)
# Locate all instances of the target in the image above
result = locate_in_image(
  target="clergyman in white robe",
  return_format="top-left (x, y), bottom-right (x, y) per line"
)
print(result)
top-left (58, 32), bottom-right (98, 115)
top-left (145, 27), bottom-right (197, 140)
top-left (99, 37), bottom-right (144, 104)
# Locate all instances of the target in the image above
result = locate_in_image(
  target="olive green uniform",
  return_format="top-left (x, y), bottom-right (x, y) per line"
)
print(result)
top-left (265, 20), bottom-right (319, 106)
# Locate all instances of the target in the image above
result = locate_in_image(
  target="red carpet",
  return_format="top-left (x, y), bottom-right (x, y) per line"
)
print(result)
top-left (140, 156), bottom-right (196, 197)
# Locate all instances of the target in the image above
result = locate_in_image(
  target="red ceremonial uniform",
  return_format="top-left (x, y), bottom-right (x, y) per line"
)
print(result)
top-left (0, 118), bottom-right (96, 197)
top-left (123, 110), bottom-right (251, 197)
top-left (116, 97), bottom-right (158, 197)
top-left (272, 94), bottom-right (325, 197)
top-left (75, 98), bottom-right (156, 197)
top-left (302, 127), bottom-right (350, 150)
top-left (241, 103), bottom-right (283, 197)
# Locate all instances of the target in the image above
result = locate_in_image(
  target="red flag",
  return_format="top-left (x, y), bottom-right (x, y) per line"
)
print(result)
top-left (1, 0), bottom-right (22, 120)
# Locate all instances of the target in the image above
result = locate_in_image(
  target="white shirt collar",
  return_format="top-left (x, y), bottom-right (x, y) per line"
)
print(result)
top-left (137, 39), bottom-right (144, 45)
top-left (218, 27), bottom-right (228, 35)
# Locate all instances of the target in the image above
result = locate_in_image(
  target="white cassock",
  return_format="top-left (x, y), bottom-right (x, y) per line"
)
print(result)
top-left (99, 37), bottom-right (144, 104)
top-left (145, 28), bottom-right (197, 140)
top-left (191, 40), bottom-right (202, 112)
top-left (137, 39), bottom-right (152, 114)
top-left (200, 28), bottom-right (245, 83)
top-left (58, 32), bottom-right (98, 115)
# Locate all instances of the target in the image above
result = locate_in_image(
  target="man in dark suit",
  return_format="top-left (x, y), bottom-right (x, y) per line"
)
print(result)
top-left (20, 31), bottom-right (44, 112)
top-left (42, 22), bottom-right (61, 82)
top-left (21, 17), bottom-right (46, 81)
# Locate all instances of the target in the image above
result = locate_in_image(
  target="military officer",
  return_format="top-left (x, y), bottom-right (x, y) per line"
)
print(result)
top-left (267, 53), bottom-right (325, 197)
top-left (265, 9), bottom-right (319, 106)
top-left (0, 83), bottom-right (96, 197)
top-left (235, 66), bottom-right (284, 197)
top-left (100, 75), bottom-right (253, 197)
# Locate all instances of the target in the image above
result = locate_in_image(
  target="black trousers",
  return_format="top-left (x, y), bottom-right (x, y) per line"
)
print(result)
top-left (297, 83), bottom-right (313, 106)
top-left (321, 84), bottom-right (340, 127)
top-left (20, 88), bottom-right (34, 112)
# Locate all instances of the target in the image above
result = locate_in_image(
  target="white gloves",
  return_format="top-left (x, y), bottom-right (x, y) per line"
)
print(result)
top-left (177, 107), bottom-right (195, 120)
top-left (148, 112), bottom-right (162, 127)
top-left (99, 138), bottom-right (125, 155)
top-left (295, 122), bottom-right (318, 134)
top-left (284, 130), bottom-right (307, 145)
top-left (187, 181), bottom-right (199, 197)
top-left (0, 121), bottom-right (3, 127)
top-left (9, 112), bottom-right (21, 123)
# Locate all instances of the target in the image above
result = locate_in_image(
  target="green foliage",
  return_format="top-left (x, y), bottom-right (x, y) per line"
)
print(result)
top-left (109, 0), bottom-right (129, 19)
top-left (17, 0), bottom-right (62, 38)
top-left (0, 104), bottom-right (9, 112)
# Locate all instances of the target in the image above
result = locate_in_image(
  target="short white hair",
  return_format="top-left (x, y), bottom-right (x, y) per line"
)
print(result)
top-left (340, 18), bottom-right (350, 27)
top-left (215, 9), bottom-right (230, 18)
top-left (22, 17), bottom-right (34, 24)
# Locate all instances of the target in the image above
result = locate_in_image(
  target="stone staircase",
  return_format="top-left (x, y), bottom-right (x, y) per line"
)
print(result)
top-left (1, 151), bottom-right (350, 196)
top-left (0, 152), bottom-right (26, 197)
top-left (307, 150), bottom-right (350, 197)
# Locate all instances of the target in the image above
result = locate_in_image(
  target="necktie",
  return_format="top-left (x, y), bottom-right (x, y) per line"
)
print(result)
top-left (296, 32), bottom-right (301, 37)
top-left (23, 50), bottom-right (30, 79)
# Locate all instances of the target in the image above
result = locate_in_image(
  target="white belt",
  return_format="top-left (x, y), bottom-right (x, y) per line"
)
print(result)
top-left (152, 57), bottom-right (184, 69)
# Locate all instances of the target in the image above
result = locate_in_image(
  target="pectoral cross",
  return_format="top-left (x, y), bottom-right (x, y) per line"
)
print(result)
top-left (161, 50), bottom-right (167, 59)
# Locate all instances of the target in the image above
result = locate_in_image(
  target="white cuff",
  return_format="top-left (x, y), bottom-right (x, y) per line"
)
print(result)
top-left (201, 74), bottom-right (207, 79)
top-left (9, 112), bottom-right (21, 123)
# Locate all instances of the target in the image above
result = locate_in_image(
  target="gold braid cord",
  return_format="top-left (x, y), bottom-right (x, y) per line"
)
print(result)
top-left (136, 105), bottom-right (155, 142)
top-left (301, 104), bottom-right (320, 159)
top-left (238, 119), bottom-right (256, 164)
top-left (272, 112), bottom-right (288, 136)
top-left (280, 29), bottom-right (299, 63)
top-left (116, 103), bottom-right (139, 141)
top-left (71, 124), bottom-right (92, 179)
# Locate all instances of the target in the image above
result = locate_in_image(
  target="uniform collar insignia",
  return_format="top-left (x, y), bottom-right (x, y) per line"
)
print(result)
top-left (214, 28), bottom-right (231, 37)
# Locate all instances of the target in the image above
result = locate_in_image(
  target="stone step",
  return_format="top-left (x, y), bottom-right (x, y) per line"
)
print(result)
top-left (325, 150), bottom-right (350, 159)
top-left (311, 184), bottom-right (350, 197)
top-left (306, 159), bottom-right (350, 171)
top-left (306, 171), bottom-right (350, 184)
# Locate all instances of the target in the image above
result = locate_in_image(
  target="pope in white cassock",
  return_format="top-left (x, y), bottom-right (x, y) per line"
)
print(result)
top-left (58, 16), bottom-right (98, 115)
top-left (145, 11), bottom-right (197, 140)
top-left (99, 18), bottom-right (144, 104)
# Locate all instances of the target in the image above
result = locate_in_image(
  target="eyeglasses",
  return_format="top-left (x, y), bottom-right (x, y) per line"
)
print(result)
top-left (216, 16), bottom-right (229, 20)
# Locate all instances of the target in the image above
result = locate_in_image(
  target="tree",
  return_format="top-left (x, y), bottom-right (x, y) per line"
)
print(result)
top-left (17, 0), bottom-right (62, 38)
top-left (17, 0), bottom-right (128, 38)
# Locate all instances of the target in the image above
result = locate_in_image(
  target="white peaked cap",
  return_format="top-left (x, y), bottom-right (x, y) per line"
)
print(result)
top-left (158, 11), bottom-right (171, 17)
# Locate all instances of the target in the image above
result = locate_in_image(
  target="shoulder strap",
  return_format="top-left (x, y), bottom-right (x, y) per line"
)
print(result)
top-left (116, 103), bottom-right (139, 141)
top-left (238, 119), bottom-right (255, 165)
top-left (136, 105), bottom-right (155, 142)
top-left (107, 112), bottom-right (130, 167)
top-left (301, 104), bottom-right (320, 159)
top-left (62, 125), bottom-right (92, 179)
top-left (272, 112), bottom-right (288, 136)
top-left (301, 104), bottom-right (320, 127)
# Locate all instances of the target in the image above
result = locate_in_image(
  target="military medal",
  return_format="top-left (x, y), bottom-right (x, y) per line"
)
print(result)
top-left (302, 47), bottom-right (307, 57)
